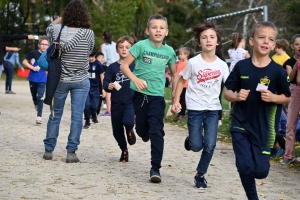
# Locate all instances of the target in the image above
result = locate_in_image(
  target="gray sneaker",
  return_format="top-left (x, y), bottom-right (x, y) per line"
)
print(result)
top-left (43, 150), bottom-right (53, 160)
top-left (281, 158), bottom-right (295, 165)
top-left (66, 152), bottom-right (80, 163)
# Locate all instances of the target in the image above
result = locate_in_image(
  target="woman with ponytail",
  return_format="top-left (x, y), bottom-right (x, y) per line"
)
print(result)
top-left (228, 32), bottom-right (250, 72)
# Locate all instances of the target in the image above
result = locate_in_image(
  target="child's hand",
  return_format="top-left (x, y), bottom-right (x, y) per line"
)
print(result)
top-left (102, 89), bottom-right (106, 97)
top-left (259, 89), bottom-right (274, 102)
top-left (237, 89), bottom-right (250, 101)
top-left (171, 102), bottom-right (182, 114)
top-left (108, 83), bottom-right (115, 90)
top-left (133, 78), bottom-right (147, 92)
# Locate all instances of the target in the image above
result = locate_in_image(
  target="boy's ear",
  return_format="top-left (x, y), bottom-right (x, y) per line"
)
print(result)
top-left (165, 29), bottom-right (169, 36)
top-left (145, 28), bottom-right (149, 36)
top-left (249, 37), bottom-right (254, 47)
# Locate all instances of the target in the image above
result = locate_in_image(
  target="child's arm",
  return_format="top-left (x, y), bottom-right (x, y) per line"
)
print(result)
top-left (22, 59), bottom-right (39, 72)
top-left (120, 54), bottom-right (147, 91)
top-left (15, 53), bottom-right (23, 69)
top-left (169, 63), bottom-right (179, 97)
top-left (171, 76), bottom-right (185, 114)
top-left (258, 89), bottom-right (290, 104)
top-left (286, 63), bottom-right (297, 81)
top-left (224, 89), bottom-right (250, 102)
top-left (100, 72), bottom-right (106, 96)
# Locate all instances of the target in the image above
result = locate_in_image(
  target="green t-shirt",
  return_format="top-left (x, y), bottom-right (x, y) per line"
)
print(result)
top-left (129, 38), bottom-right (176, 97)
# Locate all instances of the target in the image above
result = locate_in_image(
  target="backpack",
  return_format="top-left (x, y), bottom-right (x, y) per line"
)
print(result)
top-left (43, 25), bottom-right (64, 105)
top-left (38, 25), bottom-right (64, 71)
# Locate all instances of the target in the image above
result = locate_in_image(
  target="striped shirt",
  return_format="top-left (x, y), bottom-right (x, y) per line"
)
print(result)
top-left (46, 23), bottom-right (94, 82)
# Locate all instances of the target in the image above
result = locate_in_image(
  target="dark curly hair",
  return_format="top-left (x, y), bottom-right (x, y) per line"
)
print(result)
top-left (61, 0), bottom-right (91, 29)
top-left (193, 20), bottom-right (222, 45)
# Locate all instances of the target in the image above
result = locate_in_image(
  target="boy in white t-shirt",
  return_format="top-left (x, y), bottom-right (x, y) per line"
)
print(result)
top-left (172, 21), bottom-right (229, 189)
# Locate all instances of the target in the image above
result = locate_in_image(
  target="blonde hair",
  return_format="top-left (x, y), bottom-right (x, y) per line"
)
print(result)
top-left (116, 36), bottom-right (134, 48)
top-left (179, 47), bottom-right (195, 59)
top-left (251, 21), bottom-right (277, 38)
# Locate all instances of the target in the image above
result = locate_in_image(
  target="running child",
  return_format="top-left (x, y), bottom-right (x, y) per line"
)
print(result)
top-left (171, 21), bottom-right (229, 189)
top-left (173, 47), bottom-right (195, 122)
top-left (96, 52), bottom-right (107, 115)
top-left (224, 21), bottom-right (290, 199)
top-left (120, 14), bottom-right (179, 183)
top-left (22, 36), bottom-right (49, 124)
top-left (83, 48), bottom-right (105, 129)
top-left (103, 36), bottom-right (136, 162)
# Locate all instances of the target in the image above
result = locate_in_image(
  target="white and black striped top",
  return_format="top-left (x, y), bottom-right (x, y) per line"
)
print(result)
top-left (46, 23), bottom-right (94, 82)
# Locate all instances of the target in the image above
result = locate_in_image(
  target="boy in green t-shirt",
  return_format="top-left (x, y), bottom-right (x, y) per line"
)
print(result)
top-left (120, 14), bottom-right (178, 183)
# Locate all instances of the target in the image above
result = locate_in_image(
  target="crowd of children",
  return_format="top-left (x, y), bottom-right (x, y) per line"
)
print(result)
top-left (2, 0), bottom-right (300, 198)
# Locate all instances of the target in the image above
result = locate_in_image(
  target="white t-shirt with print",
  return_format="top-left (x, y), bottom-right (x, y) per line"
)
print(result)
top-left (180, 54), bottom-right (229, 111)
top-left (228, 48), bottom-right (248, 72)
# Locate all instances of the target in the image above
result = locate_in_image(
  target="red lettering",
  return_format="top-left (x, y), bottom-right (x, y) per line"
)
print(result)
top-left (197, 69), bottom-right (221, 83)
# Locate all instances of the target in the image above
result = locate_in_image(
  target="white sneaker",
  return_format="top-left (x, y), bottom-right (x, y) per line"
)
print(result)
top-left (102, 103), bottom-right (107, 109)
top-left (36, 116), bottom-right (42, 124)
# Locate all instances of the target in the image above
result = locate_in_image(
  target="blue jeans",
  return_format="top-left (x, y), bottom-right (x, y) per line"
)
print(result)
top-left (187, 110), bottom-right (218, 173)
top-left (29, 81), bottom-right (46, 117)
top-left (3, 61), bottom-right (13, 91)
top-left (43, 78), bottom-right (90, 152)
top-left (0, 64), bottom-right (3, 78)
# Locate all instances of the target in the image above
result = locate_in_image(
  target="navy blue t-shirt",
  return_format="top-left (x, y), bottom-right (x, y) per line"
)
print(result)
top-left (103, 61), bottom-right (135, 104)
top-left (25, 50), bottom-right (47, 83)
top-left (283, 57), bottom-right (297, 84)
top-left (88, 60), bottom-right (104, 88)
top-left (225, 58), bottom-right (291, 147)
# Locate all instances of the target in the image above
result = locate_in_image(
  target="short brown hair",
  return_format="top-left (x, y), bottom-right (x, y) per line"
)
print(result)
top-left (61, 0), bottom-right (91, 29)
top-left (38, 35), bottom-right (48, 44)
top-left (193, 20), bottom-right (222, 45)
top-left (147, 14), bottom-right (168, 28)
top-left (116, 36), bottom-right (134, 48)
top-left (275, 39), bottom-right (289, 51)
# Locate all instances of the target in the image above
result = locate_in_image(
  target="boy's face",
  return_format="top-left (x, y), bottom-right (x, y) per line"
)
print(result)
top-left (89, 56), bottom-right (96, 63)
top-left (249, 27), bottom-right (276, 56)
top-left (146, 19), bottom-right (168, 45)
top-left (178, 52), bottom-right (188, 61)
top-left (116, 41), bottom-right (132, 59)
top-left (96, 55), bottom-right (104, 65)
top-left (38, 39), bottom-right (49, 53)
top-left (198, 28), bottom-right (218, 53)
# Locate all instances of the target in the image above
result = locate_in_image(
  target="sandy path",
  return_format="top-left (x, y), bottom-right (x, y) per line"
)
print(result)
top-left (0, 80), bottom-right (299, 200)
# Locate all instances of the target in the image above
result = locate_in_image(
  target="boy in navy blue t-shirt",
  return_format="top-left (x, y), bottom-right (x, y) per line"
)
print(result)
top-left (224, 22), bottom-right (290, 199)
top-left (83, 49), bottom-right (104, 129)
top-left (103, 36), bottom-right (136, 162)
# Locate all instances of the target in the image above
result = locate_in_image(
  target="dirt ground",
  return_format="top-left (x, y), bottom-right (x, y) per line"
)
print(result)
top-left (0, 80), bottom-right (299, 200)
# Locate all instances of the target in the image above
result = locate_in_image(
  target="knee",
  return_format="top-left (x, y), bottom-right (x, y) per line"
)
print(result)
top-left (237, 162), bottom-right (254, 175)
top-left (203, 144), bottom-right (216, 155)
top-left (254, 164), bottom-right (270, 179)
top-left (190, 142), bottom-right (203, 152)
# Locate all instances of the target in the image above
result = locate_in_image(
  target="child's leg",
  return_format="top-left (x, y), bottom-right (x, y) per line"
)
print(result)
top-left (106, 92), bottom-right (111, 113)
top-left (133, 92), bottom-right (149, 139)
top-left (29, 81), bottom-right (38, 106)
top-left (276, 134), bottom-right (286, 149)
top-left (196, 110), bottom-right (218, 174)
top-left (178, 88), bottom-right (186, 116)
top-left (83, 92), bottom-right (91, 122)
top-left (187, 110), bottom-right (204, 152)
top-left (111, 103), bottom-right (127, 151)
top-left (285, 85), bottom-right (300, 160)
top-left (90, 87), bottom-right (100, 115)
top-left (122, 103), bottom-right (135, 132)
top-left (232, 132), bottom-right (258, 200)
top-left (36, 82), bottom-right (46, 117)
top-left (147, 95), bottom-right (165, 171)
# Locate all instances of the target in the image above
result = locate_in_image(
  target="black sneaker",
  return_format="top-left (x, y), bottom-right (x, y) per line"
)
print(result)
top-left (126, 130), bottom-right (136, 145)
top-left (43, 150), bottom-right (53, 160)
top-left (184, 136), bottom-right (191, 151)
top-left (142, 135), bottom-right (150, 142)
top-left (150, 169), bottom-right (161, 183)
top-left (194, 173), bottom-right (207, 189)
top-left (83, 121), bottom-right (91, 129)
top-left (91, 114), bottom-right (99, 124)
top-left (119, 150), bottom-right (129, 162)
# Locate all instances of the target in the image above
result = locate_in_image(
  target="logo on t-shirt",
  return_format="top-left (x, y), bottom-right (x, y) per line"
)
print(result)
top-left (197, 69), bottom-right (221, 83)
top-left (143, 57), bottom-right (152, 64)
top-left (116, 71), bottom-right (130, 83)
top-left (260, 76), bottom-right (270, 86)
